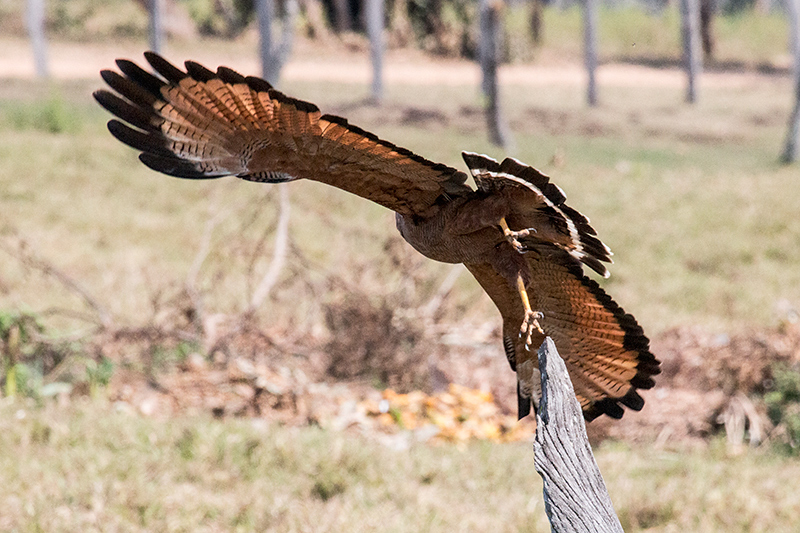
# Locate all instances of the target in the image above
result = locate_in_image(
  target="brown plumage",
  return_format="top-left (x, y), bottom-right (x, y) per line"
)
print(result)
top-left (94, 53), bottom-right (660, 421)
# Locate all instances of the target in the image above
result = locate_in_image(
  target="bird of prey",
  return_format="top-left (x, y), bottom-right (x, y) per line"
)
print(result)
top-left (94, 53), bottom-right (660, 421)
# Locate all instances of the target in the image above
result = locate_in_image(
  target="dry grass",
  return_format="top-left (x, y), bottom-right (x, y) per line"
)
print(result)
top-left (1, 24), bottom-right (800, 531)
top-left (1, 66), bottom-right (796, 336)
top-left (2, 400), bottom-right (800, 532)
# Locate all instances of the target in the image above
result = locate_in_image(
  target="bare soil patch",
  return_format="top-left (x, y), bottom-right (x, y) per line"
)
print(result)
top-left (0, 36), bottom-right (777, 91)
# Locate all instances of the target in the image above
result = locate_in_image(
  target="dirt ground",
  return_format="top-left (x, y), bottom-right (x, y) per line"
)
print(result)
top-left (0, 35), bottom-right (774, 90)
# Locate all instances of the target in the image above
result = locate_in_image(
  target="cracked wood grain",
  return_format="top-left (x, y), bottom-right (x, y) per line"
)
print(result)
top-left (534, 337), bottom-right (624, 533)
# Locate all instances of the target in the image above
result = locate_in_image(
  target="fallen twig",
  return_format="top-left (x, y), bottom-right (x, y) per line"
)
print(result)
top-left (0, 236), bottom-right (112, 328)
top-left (249, 184), bottom-right (291, 312)
top-left (185, 190), bottom-right (228, 334)
top-left (420, 264), bottom-right (464, 321)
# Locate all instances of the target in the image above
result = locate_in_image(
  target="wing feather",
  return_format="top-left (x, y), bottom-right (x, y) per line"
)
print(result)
top-left (94, 53), bottom-right (471, 217)
top-left (462, 152), bottom-right (613, 277)
top-left (465, 250), bottom-right (659, 422)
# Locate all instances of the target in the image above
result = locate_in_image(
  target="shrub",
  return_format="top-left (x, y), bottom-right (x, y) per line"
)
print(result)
top-left (764, 363), bottom-right (800, 454)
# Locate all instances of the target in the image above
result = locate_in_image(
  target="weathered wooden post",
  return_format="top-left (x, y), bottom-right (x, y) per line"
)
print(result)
top-left (534, 337), bottom-right (623, 533)
top-left (680, 0), bottom-right (702, 103)
top-left (479, 0), bottom-right (513, 149)
top-left (366, 0), bottom-right (385, 104)
top-left (26, 0), bottom-right (49, 78)
top-left (583, 0), bottom-right (598, 106)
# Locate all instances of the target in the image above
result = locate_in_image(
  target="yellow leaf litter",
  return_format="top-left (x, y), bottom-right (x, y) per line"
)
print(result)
top-left (360, 384), bottom-right (535, 443)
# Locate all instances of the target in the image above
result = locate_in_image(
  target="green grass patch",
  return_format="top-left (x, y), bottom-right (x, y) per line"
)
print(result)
top-left (0, 92), bottom-right (84, 134)
top-left (513, 5), bottom-right (789, 67)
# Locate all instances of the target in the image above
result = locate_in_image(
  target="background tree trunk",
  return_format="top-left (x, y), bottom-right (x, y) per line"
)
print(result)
top-left (366, 0), bottom-right (385, 103)
top-left (700, 0), bottom-right (715, 60)
top-left (781, 0), bottom-right (800, 163)
top-left (257, 0), bottom-right (275, 80)
top-left (133, 0), bottom-right (198, 40)
top-left (681, 0), bottom-right (702, 103)
top-left (332, 0), bottom-right (352, 32)
top-left (256, 0), bottom-right (298, 84)
top-left (583, 0), bottom-right (598, 106)
top-left (26, 0), bottom-right (48, 78)
top-left (756, 0), bottom-right (773, 14)
top-left (388, 0), bottom-right (412, 47)
top-left (479, 0), bottom-right (513, 149)
top-left (298, 0), bottom-right (331, 41)
top-left (149, 0), bottom-right (164, 54)
top-left (530, 0), bottom-right (543, 45)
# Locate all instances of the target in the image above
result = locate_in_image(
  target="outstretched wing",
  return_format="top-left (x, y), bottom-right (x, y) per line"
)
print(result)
top-left (462, 152), bottom-right (612, 277)
top-left (93, 52), bottom-right (471, 218)
top-left (467, 252), bottom-right (659, 421)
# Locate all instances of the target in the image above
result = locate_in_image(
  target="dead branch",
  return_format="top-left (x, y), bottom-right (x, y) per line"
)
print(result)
top-left (420, 264), bottom-right (464, 321)
top-left (722, 392), bottom-right (765, 448)
top-left (185, 191), bottom-right (228, 333)
top-left (0, 236), bottom-right (112, 328)
top-left (248, 183), bottom-right (291, 313)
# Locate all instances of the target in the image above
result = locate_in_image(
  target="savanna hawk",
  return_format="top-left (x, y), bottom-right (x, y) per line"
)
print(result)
top-left (94, 53), bottom-right (660, 421)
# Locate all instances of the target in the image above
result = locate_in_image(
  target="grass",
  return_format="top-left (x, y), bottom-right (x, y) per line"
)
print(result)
top-left (503, 4), bottom-right (789, 67)
top-left (0, 11), bottom-right (799, 532)
top-left (2, 66), bottom-right (796, 335)
top-left (1, 400), bottom-right (799, 532)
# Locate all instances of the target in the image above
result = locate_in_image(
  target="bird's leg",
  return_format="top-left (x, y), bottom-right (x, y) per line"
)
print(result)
top-left (497, 217), bottom-right (544, 348)
top-left (499, 218), bottom-right (536, 254)
top-left (515, 272), bottom-right (544, 350)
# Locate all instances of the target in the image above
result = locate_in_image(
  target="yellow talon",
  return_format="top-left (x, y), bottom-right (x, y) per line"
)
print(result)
top-left (515, 273), bottom-right (544, 349)
top-left (499, 218), bottom-right (534, 253)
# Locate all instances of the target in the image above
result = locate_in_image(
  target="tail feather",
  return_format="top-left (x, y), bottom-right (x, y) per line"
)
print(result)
top-left (517, 381), bottom-right (532, 420)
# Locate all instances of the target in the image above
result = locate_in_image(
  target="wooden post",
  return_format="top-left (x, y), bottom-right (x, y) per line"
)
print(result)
top-left (533, 337), bottom-right (623, 533)
top-left (26, 0), bottom-right (48, 78)
top-left (583, 0), bottom-right (598, 106)
top-left (680, 0), bottom-right (702, 103)
top-left (366, 0), bottom-right (385, 104)
top-left (479, 0), bottom-right (513, 149)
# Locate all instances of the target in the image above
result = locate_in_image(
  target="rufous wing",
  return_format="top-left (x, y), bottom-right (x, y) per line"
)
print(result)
top-left (93, 52), bottom-right (471, 218)
top-left (466, 250), bottom-right (659, 421)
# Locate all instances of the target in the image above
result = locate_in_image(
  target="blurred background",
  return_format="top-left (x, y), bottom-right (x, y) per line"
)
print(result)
top-left (1, 0), bottom-right (800, 530)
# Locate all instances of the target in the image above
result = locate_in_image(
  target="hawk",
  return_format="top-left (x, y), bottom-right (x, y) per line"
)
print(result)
top-left (94, 53), bottom-right (660, 421)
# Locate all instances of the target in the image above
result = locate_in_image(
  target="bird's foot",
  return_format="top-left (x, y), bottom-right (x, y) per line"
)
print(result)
top-left (499, 219), bottom-right (536, 254)
top-left (505, 227), bottom-right (537, 253)
top-left (519, 310), bottom-right (544, 350)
